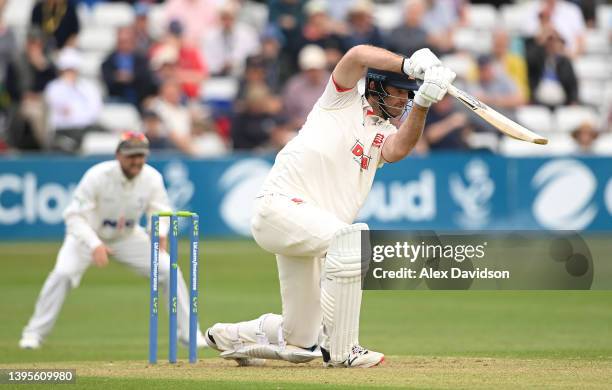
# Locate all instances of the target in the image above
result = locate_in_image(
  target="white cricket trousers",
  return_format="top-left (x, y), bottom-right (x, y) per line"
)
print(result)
top-left (22, 227), bottom-right (194, 341)
top-left (250, 193), bottom-right (347, 348)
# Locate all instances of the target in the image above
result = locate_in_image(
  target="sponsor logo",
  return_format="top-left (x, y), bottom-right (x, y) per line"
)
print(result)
top-left (532, 159), bottom-right (597, 230)
top-left (219, 158), bottom-right (272, 236)
top-left (0, 173), bottom-right (76, 225)
top-left (359, 170), bottom-right (436, 222)
top-left (351, 140), bottom-right (372, 171)
top-left (102, 218), bottom-right (135, 229)
top-left (449, 159), bottom-right (494, 228)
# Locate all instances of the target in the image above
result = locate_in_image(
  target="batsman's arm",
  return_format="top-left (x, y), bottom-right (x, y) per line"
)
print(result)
top-left (332, 45), bottom-right (405, 90)
top-left (381, 105), bottom-right (429, 163)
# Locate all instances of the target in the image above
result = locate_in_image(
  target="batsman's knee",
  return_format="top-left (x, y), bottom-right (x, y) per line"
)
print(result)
top-left (325, 223), bottom-right (369, 278)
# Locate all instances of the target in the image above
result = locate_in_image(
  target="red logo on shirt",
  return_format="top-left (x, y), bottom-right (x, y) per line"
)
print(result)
top-left (360, 155), bottom-right (371, 170)
top-left (351, 140), bottom-right (371, 171)
top-left (372, 133), bottom-right (384, 148)
top-left (351, 141), bottom-right (364, 157)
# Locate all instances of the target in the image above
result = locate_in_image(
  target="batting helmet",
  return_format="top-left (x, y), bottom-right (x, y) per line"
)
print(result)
top-left (365, 68), bottom-right (420, 119)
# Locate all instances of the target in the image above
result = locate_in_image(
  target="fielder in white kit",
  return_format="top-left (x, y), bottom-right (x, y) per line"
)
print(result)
top-left (205, 45), bottom-right (455, 368)
top-left (19, 132), bottom-right (206, 349)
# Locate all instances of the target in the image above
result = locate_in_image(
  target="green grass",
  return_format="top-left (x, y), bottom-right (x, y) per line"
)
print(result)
top-left (0, 240), bottom-right (611, 388)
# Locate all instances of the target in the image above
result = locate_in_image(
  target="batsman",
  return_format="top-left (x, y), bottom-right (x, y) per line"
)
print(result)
top-left (206, 45), bottom-right (455, 367)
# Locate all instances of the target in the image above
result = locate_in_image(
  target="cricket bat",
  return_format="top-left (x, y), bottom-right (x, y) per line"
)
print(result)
top-left (447, 85), bottom-right (548, 145)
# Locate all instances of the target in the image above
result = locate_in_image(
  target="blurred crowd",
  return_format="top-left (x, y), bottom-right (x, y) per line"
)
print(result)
top-left (0, 0), bottom-right (610, 156)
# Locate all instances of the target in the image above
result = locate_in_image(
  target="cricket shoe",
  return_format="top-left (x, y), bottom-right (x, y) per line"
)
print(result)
top-left (19, 334), bottom-right (42, 350)
top-left (322, 345), bottom-right (384, 368)
top-left (179, 331), bottom-right (210, 349)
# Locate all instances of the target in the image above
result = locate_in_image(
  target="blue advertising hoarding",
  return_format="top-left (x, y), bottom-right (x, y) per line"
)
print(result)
top-left (0, 153), bottom-right (611, 239)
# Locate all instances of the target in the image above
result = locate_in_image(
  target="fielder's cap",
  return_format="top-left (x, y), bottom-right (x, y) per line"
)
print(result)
top-left (366, 68), bottom-right (420, 91)
top-left (116, 131), bottom-right (150, 156)
top-left (298, 44), bottom-right (326, 70)
top-left (56, 48), bottom-right (82, 71)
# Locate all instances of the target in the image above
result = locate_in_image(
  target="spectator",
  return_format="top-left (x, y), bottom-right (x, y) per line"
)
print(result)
top-left (341, 0), bottom-right (384, 52)
top-left (524, 0), bottom-right (586, 58)
top-left (491, 29), bottom-right (529, 102)
top-left (150, 44), bottom-right (180, 88)
top-left (148, 79), bottom-right (193, 154)
top-left (203, 1), bottom-right (260, 77)
top-left (165, 0), bottom-right (219, 46)
top-left (0, 0), bottom-right (16, 76)
top-left (268, 0), bottom-right (307, 40)
top-left (151, 20), bottom-right (208, 100)
top-left (571, 120), bottom-right (599, 153)
top-left (15, 28), bottom-right (57, 149)
top-left (282, 44), bottom-right (330, 130)
top-left (190, 106), bottom-right (227, 157)
top-left (44, 48), bottom-right (102, 153)
top-left (525, 27), bottom-right (578, 107)
top-left (231, 84), bottom-right (292, 150)
top-left (236, 55), bottom-right (270, 110)
top-left (133, 2), bottom-right (154, 54)
top-left (287, 0), bottom-right (344, 72)
top-left (423, 94), bottom-right (470, 150)
top-left (260, 25), bottom-right (285, 92)
top-left (102, 26), bottom-right (157, 108)
top-left (423, 0), bottom-right (466, 54)
top-left (141, 109), bottom-right (175, 151)
top-left (386, 0), bottom-right (430, 57)
top-left (473, 54), bottom-right (525, 110)
top-left (31, 0), bottom-right (80, 51)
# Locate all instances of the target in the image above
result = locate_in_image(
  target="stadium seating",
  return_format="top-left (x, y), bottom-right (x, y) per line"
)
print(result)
top-left (516, 105), bottom-right (554, 134)
top-left (553, 106), bottom-right (599, 133)
top-left (97, 103), bottom-right (142, 133)
top-left (466, 4), bottom-right (498, 30)
top-left (574, 56), bottom-right (611, 81)
top-left (593, 133), bottom-right (612, 155)
top-left (453, 28), bottom-right (493, 54)
top-left (77, 27), bottom-right (117, 55)
top-left (80, 132), bottom-right (121, 155)
top-left (440, 53), bottom-right (475, 81)
top-left (499, 133), bottom-right (577, 156)
top-left (92, 2), bottom-right (135, 28)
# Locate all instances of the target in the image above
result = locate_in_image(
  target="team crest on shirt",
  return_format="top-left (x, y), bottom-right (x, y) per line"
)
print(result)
top-left (351, 140), bottom-right (371, 171)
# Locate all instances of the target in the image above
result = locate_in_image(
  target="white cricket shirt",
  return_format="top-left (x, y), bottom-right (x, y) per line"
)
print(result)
top-left (62, 160), bottom-right (171, 250)
top-left (261, 76), bottom-right (397, 223)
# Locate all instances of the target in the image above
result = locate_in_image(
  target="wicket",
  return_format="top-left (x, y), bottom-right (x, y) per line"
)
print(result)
top-left (149, 211), bottom-right (199, 364)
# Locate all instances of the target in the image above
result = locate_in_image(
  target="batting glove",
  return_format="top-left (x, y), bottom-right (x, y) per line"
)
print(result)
top-left (413, 66), bottom-right (456, 108)
top-left (402, 48), bottom-right (442, 79)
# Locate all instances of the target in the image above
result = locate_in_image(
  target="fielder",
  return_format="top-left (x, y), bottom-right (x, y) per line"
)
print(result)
top-left (205, 45), bottom-right (455, 367)
top-left (19, 132), bottom-right (206, 349)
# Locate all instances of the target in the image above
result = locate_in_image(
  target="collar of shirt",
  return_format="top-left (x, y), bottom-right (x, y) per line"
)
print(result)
top-left (361, 95), bottom-right (388, 127)
top-left (114, 161), bottom-right (137, 187)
